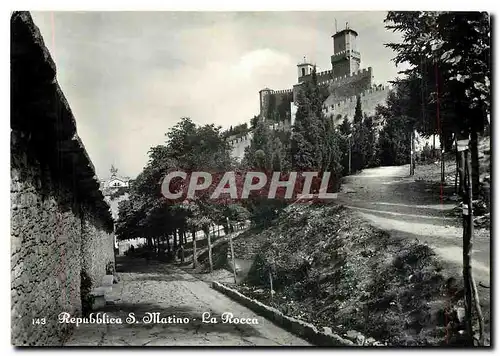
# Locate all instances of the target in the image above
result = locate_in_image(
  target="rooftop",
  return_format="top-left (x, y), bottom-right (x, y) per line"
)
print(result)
top-left (332, 28), bottom-right (359, 38)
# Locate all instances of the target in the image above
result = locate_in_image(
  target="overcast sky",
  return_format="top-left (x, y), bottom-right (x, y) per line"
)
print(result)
top-left (30, 11), bottom-right (407, 179)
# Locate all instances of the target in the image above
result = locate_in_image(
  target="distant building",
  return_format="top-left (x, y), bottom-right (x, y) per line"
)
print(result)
top-left (100, 165), bottom-right (131, 249)
top-left (100, 165), bottom-right (130, 189)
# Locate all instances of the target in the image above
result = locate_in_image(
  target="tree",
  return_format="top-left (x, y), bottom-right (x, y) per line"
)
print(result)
top-left (375, 97), bottom-right (412, 167)
top-left (243, 118), bottom-right (274, 171)
top-left (350, 96), bottom-right (365, 173)
top-left (241, 118), bottom-right (289, 226)
top-left (338, 116), bottom-right (352, 175)
top-left (116, 117), bottom-right (235, 270)
top-left (362, 114), bottom-right (377, 168)
top-left (385, 11), bottom-right (490, 345)
top-left (250, 115), bottom-right (259, 129)
top-left (291, 67), bottom-right (341, 176)
top-left (385, 11), bottom-right (490, 196)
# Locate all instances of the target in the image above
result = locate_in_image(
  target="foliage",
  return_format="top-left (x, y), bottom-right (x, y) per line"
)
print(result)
top-left (291, 67), bottom-right (343, 191)
top-left (222, 122), bottom-right (249, 139)
top-left (384, 11), bottom-right (491, 193)
top-left (376, 110), bottom-right (411, 166)
top-left (241, 204), bottom-right (457, 346)
top-left (115, 117), bottom-right (249, 254)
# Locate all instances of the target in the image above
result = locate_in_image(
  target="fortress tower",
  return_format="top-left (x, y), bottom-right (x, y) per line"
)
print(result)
top-left (331, 23), bottom-right (361, 77)
top-left (229, 23), bottom-right (390, 160)
top-left (297, 59), bottom-right (315, 83)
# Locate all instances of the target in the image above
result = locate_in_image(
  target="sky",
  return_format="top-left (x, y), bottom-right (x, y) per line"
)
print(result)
top-left (30, 11), bottom-right (407, 180)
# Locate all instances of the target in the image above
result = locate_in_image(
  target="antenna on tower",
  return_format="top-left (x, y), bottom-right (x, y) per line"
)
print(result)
top-left (346, 21), bottom-right (349, 30)
top-left (335, 18), bottom-right (338, 32)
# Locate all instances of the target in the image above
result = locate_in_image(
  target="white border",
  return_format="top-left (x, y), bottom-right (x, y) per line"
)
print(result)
top-left (2, 1), bottom-right (498, 355)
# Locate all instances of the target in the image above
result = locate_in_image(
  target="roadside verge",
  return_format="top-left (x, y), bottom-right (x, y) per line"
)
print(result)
top-left (211, 281), bottom-right (384, 346)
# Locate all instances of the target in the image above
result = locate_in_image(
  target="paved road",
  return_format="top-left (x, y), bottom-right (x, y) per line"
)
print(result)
top-left (336, 165), bottom-right (491, 286)
top-left (64, 257), bottom-right (310, 346)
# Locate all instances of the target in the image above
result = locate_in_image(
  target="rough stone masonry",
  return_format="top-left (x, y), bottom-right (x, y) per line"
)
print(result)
top-left (11, 11), bottom-right (115, 346)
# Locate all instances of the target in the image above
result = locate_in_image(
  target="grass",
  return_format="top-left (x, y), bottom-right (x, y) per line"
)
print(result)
top-left (226, 204), bottom-right (465, 346)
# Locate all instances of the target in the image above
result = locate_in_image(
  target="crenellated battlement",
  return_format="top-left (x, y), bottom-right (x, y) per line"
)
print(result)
top-left (324, 67), bottom-right (371, 86)
top-left (322, 84), bottom-right (391, 122)
top-left (268, 120), bottom-right (292, 132)
top-left (270, 88), bottom-right (294, 95)
top-left (317, 69), bottom-right (333, 77)
top-left (227, 133), bottom-right (251, 145)
top-left (323, 84), bottom-right (389, 110)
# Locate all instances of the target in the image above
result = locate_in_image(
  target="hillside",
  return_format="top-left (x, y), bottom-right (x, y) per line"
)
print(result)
top-left (208, 203), bottom-right (467, 346)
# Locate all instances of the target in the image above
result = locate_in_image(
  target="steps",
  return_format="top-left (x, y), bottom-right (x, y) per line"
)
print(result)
top-left (90, 274), bottom-right (116, 309)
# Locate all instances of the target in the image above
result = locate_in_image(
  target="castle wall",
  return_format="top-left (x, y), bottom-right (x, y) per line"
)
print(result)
top-left (11, 12), bottom-right (115, 346)
top-left (229, 132), bottom-right (253, 160)
top-left (324, 67), bottom-right (373, 102)
top-left (271, 90), bottom-right (293, 121)
top-left (259, 89), bottom-right (272, 119)
top-left (324, 85), bottom-right (390, 124)
top-left (316, 69), bottom-right (334, 84)
top-left (260, 89), bottom-right (293, 120)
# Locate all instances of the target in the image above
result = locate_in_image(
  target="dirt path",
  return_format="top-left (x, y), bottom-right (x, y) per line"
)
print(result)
top-left (64, 257), bottom-right (310, 346)
top-left (336, 165), bottom-right (490, 286)
top-left (336, 165), bottom-right (491, 341)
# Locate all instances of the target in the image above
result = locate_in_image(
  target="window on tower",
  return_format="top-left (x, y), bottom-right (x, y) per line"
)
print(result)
top-left (301, 68), bottom-right (305, 76)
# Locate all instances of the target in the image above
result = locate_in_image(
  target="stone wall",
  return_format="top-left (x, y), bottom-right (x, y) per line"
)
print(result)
top-left (324, 85), bottom-right (390, 123)
top-left (229, 132), bottom-right (253, 160)
top-left (80, 209), bottom-right (115, 288)
top-left (11, 11), bottom-right (115, 346)
top-left (260, 89), bottom-right (293, 120)
top-left (296, 67), bottom-right (372, 102)
top-left (326, 67), bottom-right (373, 101)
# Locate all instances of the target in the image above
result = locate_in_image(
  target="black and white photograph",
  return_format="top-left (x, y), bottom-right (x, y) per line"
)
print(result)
top-left (10, 8), bottom-right (491, 347)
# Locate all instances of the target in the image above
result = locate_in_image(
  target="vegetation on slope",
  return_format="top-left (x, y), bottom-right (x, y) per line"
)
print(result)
top-left (232, 204), bottom-right (466, 346)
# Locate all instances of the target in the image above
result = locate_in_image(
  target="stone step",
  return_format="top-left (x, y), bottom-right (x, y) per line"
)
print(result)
top-left (102, 274), bottom-right (114, 287)
top-left (91, 286), bottom-right (113, 296)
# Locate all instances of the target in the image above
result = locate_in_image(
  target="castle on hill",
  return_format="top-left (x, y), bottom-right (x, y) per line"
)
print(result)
top-left (229, 23), bottom-right (391, 159)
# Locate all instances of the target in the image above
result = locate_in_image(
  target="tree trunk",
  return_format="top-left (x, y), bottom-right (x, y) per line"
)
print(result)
top-left (466, 150), bottom-right (485, 345)
top-left (440, 134), bottom-right (445, 183)
top-left (205, 226), bottom-right (213, 273)
top-left (455, 139), bottom-right (460, 195)
top-left (173, 229), bottom-right (177, 252)
top-left (192, 230), bottom-right (197, 268)
top-left (462, 150), bottom-right (473, 345)
top-left (166, 234), bottom-right (171, 253)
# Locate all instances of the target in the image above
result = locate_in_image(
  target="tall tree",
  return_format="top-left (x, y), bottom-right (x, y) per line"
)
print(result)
top-left (351, 95), bottom-right (365, 173)
top-left (385, 11), bottom-right (490, 345)
top-left (385, 11), bottom-right (490, 196)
